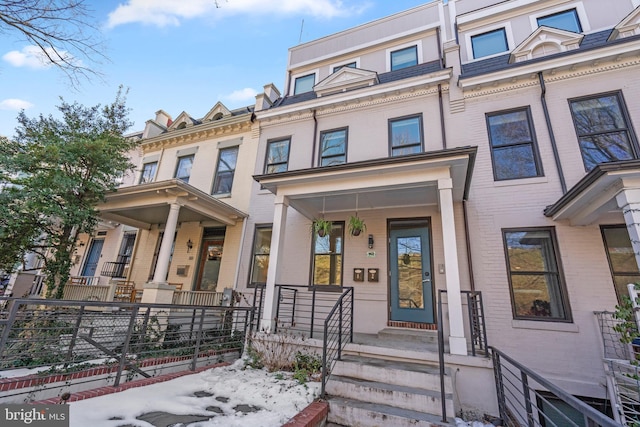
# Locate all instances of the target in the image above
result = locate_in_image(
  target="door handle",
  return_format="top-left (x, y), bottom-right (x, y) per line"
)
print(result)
top-left (422, 279), bottom-right (431, 283)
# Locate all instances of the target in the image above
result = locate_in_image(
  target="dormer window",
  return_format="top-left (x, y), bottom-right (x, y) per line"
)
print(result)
top-left (537, 9), bottom-right (582, 33)
top-left (333, 62), bottom-right (357, 73)
top-left (294, 74), bottom-right (315, 95)
top-left (212, 112), bottom-right (224, 120)
top-left (176, 122), bottom-right (187, 129)
top-left (471, 28), bottom-right (508, 59)
top-left (390, 46), bottom-right (418, 71)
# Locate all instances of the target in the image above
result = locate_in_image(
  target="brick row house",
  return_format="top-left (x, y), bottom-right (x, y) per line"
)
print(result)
top-left (60, 0), bottom-right (640, 422)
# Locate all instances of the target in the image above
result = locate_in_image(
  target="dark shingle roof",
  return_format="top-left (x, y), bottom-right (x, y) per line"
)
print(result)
top-left (461, 29), bottom-right (628, 79)
top-left (275, 60), bottom-right (444, 109)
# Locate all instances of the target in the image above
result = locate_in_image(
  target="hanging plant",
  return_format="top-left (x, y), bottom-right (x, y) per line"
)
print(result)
top-left (312, 218), bottom-right (332, 237)
top-left (348, 215), bottom-right (366, 237)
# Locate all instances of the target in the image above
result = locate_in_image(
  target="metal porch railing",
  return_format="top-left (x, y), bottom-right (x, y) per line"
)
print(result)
top-left (321, 287), bottom-right (354, 396)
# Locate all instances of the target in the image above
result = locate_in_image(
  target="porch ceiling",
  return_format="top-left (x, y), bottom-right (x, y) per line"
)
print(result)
top-left (98, 179), bottom-right (248, 229)
top-left (544, 160), bottom-right (640, 225)
top-left (254, 147), bottom-right (477, 219)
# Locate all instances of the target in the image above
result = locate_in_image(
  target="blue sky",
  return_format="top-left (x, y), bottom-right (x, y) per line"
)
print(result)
top-left (0, 0), bottom-right (432, 138)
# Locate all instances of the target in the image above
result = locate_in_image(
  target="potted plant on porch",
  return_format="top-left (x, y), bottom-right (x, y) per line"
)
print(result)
top-left (312, 218), bottom-right (332, 238)
top-left (348, 215), bottom-right (366, 236)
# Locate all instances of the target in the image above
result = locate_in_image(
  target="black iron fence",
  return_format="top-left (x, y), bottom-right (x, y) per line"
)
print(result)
top-left (0, 297), bottom-right (253, 402)
top-left (491, 347), bottom-right (617, 427)
top-left (321, 287), bottom-right (354, 396)
top-left (100, 261), bottom-right (130, 278)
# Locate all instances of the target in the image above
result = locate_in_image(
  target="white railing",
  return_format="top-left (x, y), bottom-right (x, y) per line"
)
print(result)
top-left (68, 275), bottom-right (101, 286)
top-left (172, 291), bottom-right (223, 306)
top-left (30, 274), bottom-right (46, 297)
top-left (62, 284), bottom-right (112, 302)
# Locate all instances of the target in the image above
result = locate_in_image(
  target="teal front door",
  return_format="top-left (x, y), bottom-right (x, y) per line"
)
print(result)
top-left (389, 221), bottom-right (434, 323)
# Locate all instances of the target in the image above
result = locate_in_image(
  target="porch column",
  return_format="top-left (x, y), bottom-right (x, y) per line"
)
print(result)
top-left (616, 189), bottom-right (640, 271)
top-left (438, 178), bottom-right (467, 355)
top-left (261, 195), bottom-right (289, 332)
top-left (152, 202), bottom-right (181, 283)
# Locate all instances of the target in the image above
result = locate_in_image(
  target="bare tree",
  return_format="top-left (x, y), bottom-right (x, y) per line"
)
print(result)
top-left (0, 0), bottom-right (106, 86)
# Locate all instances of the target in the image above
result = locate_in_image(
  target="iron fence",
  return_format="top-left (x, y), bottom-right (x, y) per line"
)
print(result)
top-left (0, 297), bottom-right (253, 402)
top-left (321, 287), bottom-right (354, 396)
top-left (491, 347), bottom-right (617, 427)
top-left (595, 310), bottom-right (634, 361)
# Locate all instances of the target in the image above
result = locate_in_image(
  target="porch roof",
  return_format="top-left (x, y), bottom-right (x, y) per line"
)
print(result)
top-left (253, 147), bottom-right (476, 219)
top-left (544, 160), bottom-right (640, 225)
top-left (98, 179), bottom-right (248, 229)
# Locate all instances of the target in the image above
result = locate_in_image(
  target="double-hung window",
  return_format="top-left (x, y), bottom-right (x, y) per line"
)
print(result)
top-left (602, 225), bottom-right (640, 303)
top-left (294, 74), bottom-right (315, 95)
top-left (569, 92), bottom-right (637, 171)
top-left (389, 115), bottom-right (423, 156)
top-left (390, 46), bottom-right (418, 71)
top-left (212, 146), bottom-right (239, 194)
top-left (139, 162), bottom-right (157, 184)
top-left (486, 108), bottom-right (543, 180)
top-left (248, 225), bottom-right (272, 287)
top-left (265, 138), bottom-right (290, 174)
top-left (319, 128), bottom-right (347, 166)
top-left (471, 28), bottom-right (508, 59)
top-left (174, 155), bottom-right (194, 183)
top-left (503, 228), bottom-right (571, 321)
top-left (537, 9), bottom-right (582, 32)
top-left (333, 62), bottom-right (356, 73)
top-left (312, 222), bottom-right (344, 287)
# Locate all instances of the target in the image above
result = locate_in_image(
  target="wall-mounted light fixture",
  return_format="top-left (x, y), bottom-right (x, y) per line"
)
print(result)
top-left (186, 239), bottom-right (193, 253)
top-left (79, 242), bottom-right (85, 247)
top-left (368, 234), bottom-right (374, 249)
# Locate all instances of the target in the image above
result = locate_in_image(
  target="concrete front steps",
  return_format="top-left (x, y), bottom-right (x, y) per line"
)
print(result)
top-left (326, 355), bottom-right (453, 427)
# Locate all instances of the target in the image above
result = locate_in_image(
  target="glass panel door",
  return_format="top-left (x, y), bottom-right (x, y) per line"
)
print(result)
top-left (196, 239), bottom-right (223, 291)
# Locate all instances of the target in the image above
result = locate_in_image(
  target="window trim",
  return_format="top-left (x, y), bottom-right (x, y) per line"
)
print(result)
top-left (212, 146), bottom-right (239, 195)
top-left (465, 22), bottom-right (514, 62)
top-left (502, 227), bottom-right (572, 322)
top-left (485, 107), bottom-right (544, 181)
top-left (529, 3), bottom-right (590, 33)
top-left (174, 154), bottom-right (194, 183)
top-left (139, 161), bottom-right (158, 184)
top-left (388, 114), bottom-right (424, 157)
top-left (536, 8), bottom-right (582, 33)
top-left (332, 60), bottom-right (358, 73)
top-left (264, 137), bottom-right (291, 174)
top-left (600, 224), bottom-right (640, 303)
top-left (292, 71), bottom-right (318, 95)
top-left (248, 224), bottom-right (272, 288)
top-left (385, 41), bottom-right (423, 71)
top-left (318, 127), bottom-right (348, 167)
top-left (310, 221), bottom-right (345, 289)
top-left (568, 90), bottom-right (639, 171)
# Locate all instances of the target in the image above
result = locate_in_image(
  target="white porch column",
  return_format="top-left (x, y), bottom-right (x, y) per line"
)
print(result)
top-left (261, 196), bottom-right (289, 332)
top-left (152, 203), bottom-right (181, 283)
top-left (616, 189), bottom-right (640, 271)
top-left (438, 178), bottom-right (467, 355)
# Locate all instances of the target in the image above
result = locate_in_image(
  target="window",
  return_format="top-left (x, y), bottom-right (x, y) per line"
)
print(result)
top-left (391, 46), bottom-right (418, 71)
top-left (486, 108), bottom-right (543, 180)
top-left (265, 138), bottom-right (290, 174)
top-left (212, 146), bottom-right (239, 194)
top-left (174, 155), bottom-right (194, 183)
top-left (471, 28), bottom-right (508, 59)
top-left (333, 62), bottom-right (356, 73)
top-left (569, 92), bottom-right (637, 171)
top-left (139, 162), bottom-right (157, 184)
top-left (537, 9), bottom-right (582, 33)
top-left (312, 222), bottom-right (344, 286)
top-left (389, 115), bottom-right (423, 156)
top-left (503, 228), bottom-right (571, 321)
top-left (602, 226), bottom-right (640, 303)
top-left (249, 226), bottom-right (272, 287)
top-left (319, 128), bottom-right (347, 166)
top-left (294, 74), bottom-right (315, 95)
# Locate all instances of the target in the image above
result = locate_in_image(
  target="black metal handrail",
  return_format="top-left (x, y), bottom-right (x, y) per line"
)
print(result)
top-left (100, 261), bottom-right (130, 278)
top-left (490, 346), bottom-right (617, 427)
top-left (321, 287), bottom-right (354, 396)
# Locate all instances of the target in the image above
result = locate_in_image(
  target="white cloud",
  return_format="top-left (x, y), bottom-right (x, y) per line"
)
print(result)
top-left (2, 45), bottom-right (78, 69)
top-left (225, 88), bottom-right (258, 103)
top-left (107, 0), bottom-right (365, 28)
top-left (0, 99), bottom-right (34, 111)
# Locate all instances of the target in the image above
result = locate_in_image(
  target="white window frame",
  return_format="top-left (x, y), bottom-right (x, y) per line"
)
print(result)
top-left (464, 22), bottom-right (514, 62)
top-left (528, 2), bottom-right (590, 33)
top-left (385, 40), bottom-right (423, 72)
top-left (290, 69), bottom-right (319, 95)
top-left (330, 58), bottom-right (360, 73)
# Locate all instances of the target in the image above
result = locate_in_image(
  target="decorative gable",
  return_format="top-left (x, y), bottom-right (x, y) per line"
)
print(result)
top-left (609, 6), bottom-right (640, 41)
top-left (167, 111), bottom-right (196, 130)
top-left (314, 67), bottom-right (379, 97)
top-left (509, 26), bottom-right (584, 64)
top-left (203, 102), bottom-right (232, 121)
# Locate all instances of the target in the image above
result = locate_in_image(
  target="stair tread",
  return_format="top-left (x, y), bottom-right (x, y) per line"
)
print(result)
top-left (329, 396), bottom-right (453, 425)
top-left (328, 375), bottom-right (453, 399)
top-left (338, 355), bottom-right (449, 375)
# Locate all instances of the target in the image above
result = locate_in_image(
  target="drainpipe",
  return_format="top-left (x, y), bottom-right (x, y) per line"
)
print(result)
top-left (538, 72), bottom-right (567, 194)
top-left (462, 200), bottom-right (475, 291)
top-left (311, 110), bottom-right (318, 167)
top-left (439, 85), bottom-right (447, 150)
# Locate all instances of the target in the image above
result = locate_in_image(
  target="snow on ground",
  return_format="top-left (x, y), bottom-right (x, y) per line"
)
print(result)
top-left (69, 358), bottom-right (321, 427)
